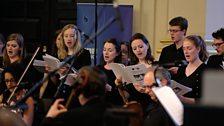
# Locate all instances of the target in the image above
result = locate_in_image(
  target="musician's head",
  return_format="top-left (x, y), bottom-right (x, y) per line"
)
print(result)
top-left (143, 66), bottom-right (171, 101)
top-left (0, 108), bottom-right (26, 126)
top-left (1, 63), bottom-right (25, 92)
top-left (75, 66), bottom-right (107, 105)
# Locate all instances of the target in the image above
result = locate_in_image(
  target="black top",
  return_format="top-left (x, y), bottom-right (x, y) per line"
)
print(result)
top-left (207, 55), bottom-right (224, 69)
top-left (143, 101), bottom-right (176, 126)
top-left (176, 63), bottom-right (207, 99)
top-left (40, 98), bottom-right (112, 126)
top-left (67, 48), bottom-right (91, 70)
top-left (97, 65), bottom-right (123, 106)
top-left (159, 43), bottom-right (186, 80)
top-left (159, 43), bottom-right (186, 65)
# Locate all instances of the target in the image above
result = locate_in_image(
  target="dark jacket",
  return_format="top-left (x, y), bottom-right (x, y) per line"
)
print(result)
top-left (40, 98), bottom-right (112, 126)
top-left (207, 55), bottom-right (224, 69)
top-left (143, 101), bottom-right (176, 126)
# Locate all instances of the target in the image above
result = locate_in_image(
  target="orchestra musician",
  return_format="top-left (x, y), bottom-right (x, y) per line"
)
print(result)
top-left (0, 63), bottom-right (34, 126)
top-left (40, 66), bottom-right (112, 126)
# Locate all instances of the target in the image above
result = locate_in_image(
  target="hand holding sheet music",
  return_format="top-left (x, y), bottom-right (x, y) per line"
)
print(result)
top-left (42, 54), bottom-right (61, 72)
top-left (33, 54), bottom-right (70, 73)
top-left (109, 63), bottom-right (147, 84)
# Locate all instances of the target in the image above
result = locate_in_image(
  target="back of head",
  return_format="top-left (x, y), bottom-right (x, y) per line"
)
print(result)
top-left (0, 108), bottom-right (26, 126)
top-left (150, 65), bottom-right (171, 86)
top-left (169, 16), bottom-right (188, 31)
top-left (75, 66), bottom-right (107, 98)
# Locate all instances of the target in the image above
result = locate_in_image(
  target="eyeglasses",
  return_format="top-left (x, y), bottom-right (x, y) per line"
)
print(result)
top-left (212, 42), bottom-right (224, 48)
top-left (143, 83), bottom-right (157, 90)
top-left (168, 29), bottom-right (182, 33)
top-left (5, 78), bottom-right (16, 83)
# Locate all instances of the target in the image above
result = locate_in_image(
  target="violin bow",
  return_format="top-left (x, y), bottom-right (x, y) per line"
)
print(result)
top-left (7, 47), bottom-right (40, 104)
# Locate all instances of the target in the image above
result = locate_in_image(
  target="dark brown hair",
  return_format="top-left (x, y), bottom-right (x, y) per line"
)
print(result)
top-left (130, 33), bottom-right (154, 65)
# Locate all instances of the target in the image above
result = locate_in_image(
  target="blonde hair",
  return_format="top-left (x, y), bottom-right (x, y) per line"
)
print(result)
top-left (57, 33), bottom-right (67, 59)
top-left (58, 24), bottom-right (82, 60)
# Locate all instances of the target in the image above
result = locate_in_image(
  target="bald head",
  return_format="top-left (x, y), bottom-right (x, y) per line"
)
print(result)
top-left (143, 66), bottom-right (171, 101)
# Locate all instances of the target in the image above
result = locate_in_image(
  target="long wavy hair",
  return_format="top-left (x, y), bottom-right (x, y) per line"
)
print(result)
top-left (58, 24), bottom-right (82, 60)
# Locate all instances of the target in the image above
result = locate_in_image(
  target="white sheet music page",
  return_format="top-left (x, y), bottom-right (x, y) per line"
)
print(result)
top-left (43, 53), bottom-right (60, 71)
top-left (33, 59), bottom-right (46, 73)
top-left (110, 63), bottom-right (147, 84)
top-left (152, 86), bottom-right (184, 126)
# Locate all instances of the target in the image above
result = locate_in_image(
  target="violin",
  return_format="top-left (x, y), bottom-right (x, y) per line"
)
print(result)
top-left (0, 86), bottom-right (28, 115)
top-left (117, 83), bottom-right (144, 126)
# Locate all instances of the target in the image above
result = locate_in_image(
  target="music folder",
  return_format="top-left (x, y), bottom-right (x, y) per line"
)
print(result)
top-left (170, 80), bottom-right (192, 96)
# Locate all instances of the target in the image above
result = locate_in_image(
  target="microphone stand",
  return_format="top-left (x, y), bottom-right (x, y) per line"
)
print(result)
top-left (13, 7), bottom-right (122, 109)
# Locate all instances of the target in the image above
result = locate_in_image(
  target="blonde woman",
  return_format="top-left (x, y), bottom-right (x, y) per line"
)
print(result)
top-left (58, 24), bottom-right (91, 70)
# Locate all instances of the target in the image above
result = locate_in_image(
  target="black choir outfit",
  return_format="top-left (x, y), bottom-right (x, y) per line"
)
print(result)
top-left (97, 65), bottom-right (123, 106)
top-left (159, 43), bottom-right (186, 66)
top-left (67, 48), bottom-right (91, 70)
top-left (176, 63), bottom-right (207, 99)
top-left (207, 55), bottom-right (224, 69)
top-left (159, 43), bottom-right (186, 80)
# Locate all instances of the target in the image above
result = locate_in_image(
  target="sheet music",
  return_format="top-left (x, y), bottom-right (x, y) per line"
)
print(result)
top-left (170, 80), bottom-right (192, 96)
top-left (110, 63), bottom-right (147, 84)
top-left (152, 86), bottom-right (184, 126)
top-left (33, 59), bottom-right (46, 73)
top-left (42, 54), bottom-right (60, 71)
